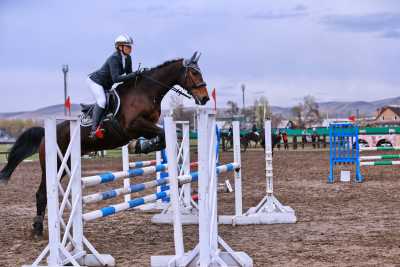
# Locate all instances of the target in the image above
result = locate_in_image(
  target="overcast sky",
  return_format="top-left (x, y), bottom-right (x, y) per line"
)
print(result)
top-left (1, 0), bottom-right (399, 112)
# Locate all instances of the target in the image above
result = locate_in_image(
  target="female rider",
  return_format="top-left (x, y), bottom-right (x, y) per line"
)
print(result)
top-left (87, 34), bottom-right (139, 138)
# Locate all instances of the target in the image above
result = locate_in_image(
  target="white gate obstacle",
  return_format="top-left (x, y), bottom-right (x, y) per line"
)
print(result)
top-left (23, 109), bottom-right (252, 267)
top-left (219, 120), bottom-right (297, 225)
top-left (122, 121), bottom-right (193, 212)
top-left (121, 121), bottom-right (200, 224)
top-left (150, 119), bottom-right (296, 225)
top-left (151, 121), bottom-right (235, 225)
top-left (151, 109), bottom-right (253, 266)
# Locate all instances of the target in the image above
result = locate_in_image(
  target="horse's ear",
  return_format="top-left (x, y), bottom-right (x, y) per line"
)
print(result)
top-left (190, 51), bottom-right (198, 63)
top-left (194, 52), bottom-right (201, 63)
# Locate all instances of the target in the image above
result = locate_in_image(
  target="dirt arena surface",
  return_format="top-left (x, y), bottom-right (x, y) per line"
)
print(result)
top-left (1, 149), bottom-right (400, 266)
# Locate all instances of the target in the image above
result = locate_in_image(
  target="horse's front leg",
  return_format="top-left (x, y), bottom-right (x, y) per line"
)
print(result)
top-left (129, 117), bottom-right (165, 154)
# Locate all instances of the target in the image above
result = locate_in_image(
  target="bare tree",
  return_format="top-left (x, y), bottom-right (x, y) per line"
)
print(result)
top-left (291, 95), bottom-right (322, 128)
top-left (291, 104), bottom-right (305, 128)
top-left (303, 95), bottom-right (322, 127)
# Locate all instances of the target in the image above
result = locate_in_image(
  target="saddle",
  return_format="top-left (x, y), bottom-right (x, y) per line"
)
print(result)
top-left (79, 89), bottom-right (121, 127)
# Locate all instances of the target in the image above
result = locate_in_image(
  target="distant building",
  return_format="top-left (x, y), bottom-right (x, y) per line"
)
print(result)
top-left (373, 106), bottom-right (400, 126)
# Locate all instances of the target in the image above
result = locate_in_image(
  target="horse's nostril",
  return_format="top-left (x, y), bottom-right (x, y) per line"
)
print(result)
top-left (201, 96), bottom-right (210, 105)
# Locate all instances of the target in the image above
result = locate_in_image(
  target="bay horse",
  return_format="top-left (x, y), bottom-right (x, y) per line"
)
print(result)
top-left (0, 52), bottom-right (209, 236)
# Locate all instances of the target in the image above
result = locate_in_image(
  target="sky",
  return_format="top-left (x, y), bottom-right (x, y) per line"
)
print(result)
top-left (1, 0), bottom-right (400, 112)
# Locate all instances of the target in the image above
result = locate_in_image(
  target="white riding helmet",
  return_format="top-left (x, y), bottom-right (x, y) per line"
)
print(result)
top-left (114, 34), bottom-right (133, 48)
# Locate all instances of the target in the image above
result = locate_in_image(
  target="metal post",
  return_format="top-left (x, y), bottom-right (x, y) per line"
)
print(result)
top-left (241, 84), bottom-right (245, 112)
top-left (62, 65), bottom-right (69, 116)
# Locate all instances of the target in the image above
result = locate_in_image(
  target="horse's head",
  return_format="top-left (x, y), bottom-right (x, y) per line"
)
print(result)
top-left (179, 52), bottom-right (210, 105)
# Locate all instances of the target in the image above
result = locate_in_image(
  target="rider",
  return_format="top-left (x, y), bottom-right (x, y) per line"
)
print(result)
top-left (87, 34), bottom-right (139, 138)
top-left (252, 123), bottom-right (258, 134)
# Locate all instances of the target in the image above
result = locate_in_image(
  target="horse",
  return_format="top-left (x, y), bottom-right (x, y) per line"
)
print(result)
top-left (220, 131), bottom-right (248, 152)
top-left (242, 131), bottom-right (261, 148)
top-left (0, 52), bottom-right (210, 236)
top-left (260, 129), bottom-right (281, 153)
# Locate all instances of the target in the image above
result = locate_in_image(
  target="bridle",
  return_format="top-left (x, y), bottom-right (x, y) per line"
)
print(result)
top-left (140, 60), bottom-right (207, 100)
top-left (183, 64), bottom-right (207, 90)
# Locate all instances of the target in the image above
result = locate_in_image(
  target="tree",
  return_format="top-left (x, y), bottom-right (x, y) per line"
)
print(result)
top-left (291, 95), bottom-right (322, 128)
top-left (291, 104), bottom-right (305, 128)
top-left (303, 95), bottom-right (322, 127)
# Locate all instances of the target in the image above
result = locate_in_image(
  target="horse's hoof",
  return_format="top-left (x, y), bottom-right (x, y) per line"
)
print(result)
top-left (31, 229), bottom-right (44, 240)
top-left (32, 216), bottom-right (44, 237)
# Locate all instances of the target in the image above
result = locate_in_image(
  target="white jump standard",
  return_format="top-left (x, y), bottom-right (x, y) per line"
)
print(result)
top-left (23, 118), bottom-right (115, 267)
top-left (219, 120), bottom-right (297, 225)
top-left (151, 120), bottom-right (200, 224)
top-left (151, 110), bottom-right (253, 267)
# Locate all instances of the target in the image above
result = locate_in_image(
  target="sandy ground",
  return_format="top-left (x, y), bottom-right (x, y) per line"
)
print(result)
top-left (1, 149), bottom-right (400, 267)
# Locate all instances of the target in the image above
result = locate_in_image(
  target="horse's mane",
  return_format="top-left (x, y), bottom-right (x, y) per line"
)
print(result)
top-left (117, 58), bottom-right (183, 92)
top-left (142, 58), bottom-right (183, 74)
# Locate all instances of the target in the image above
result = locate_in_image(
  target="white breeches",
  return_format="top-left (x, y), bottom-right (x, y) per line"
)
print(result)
top-left (87, 77), bottom-right (106, 108)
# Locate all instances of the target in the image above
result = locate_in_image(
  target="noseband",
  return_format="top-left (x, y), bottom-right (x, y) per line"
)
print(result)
top-left (184, 65), bottom-right (207, 90)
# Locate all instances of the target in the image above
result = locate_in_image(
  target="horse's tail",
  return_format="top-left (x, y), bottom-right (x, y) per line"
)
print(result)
top-left (0, 127), bottom-right (44, 185)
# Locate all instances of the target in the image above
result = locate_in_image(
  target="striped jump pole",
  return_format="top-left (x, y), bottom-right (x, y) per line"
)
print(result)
top-left (83, 192), bottom-right (170, 222)
top-left (83, 161), bottom-right (198, 188)
top-left (360, 154), bottom-right (400, 161)
top-left (82, 164), bottom-right (168, 187)
top-left (128, 159), bottom-right (158, 168)
top-left (83, 163), bottom-right (237, 206)
top-left (360, 146), bottom-right (400, 151)
top-left (82, 173), bottom-right (200, 221)
top-left (360, 160), bottom-right (400, 166)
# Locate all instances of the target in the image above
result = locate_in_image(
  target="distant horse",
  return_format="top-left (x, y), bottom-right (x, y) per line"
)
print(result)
top-left (242, 131), bottom-right (261, 148)
top-left (260, 129), bottom-right (281, 153)
top-left (0, 52), bottom-right (209, 236)
top-left (220, 131), bottom-right (249, 152)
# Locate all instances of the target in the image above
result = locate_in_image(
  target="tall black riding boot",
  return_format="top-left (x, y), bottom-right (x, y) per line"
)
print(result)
top-left (89, 104), bottom-right (105, 139)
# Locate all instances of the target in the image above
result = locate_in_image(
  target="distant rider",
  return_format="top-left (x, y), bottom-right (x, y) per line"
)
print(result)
top-left (252, 123), bottom-right (259, 136)
top-left (87, 34), bottom-right (139, 138)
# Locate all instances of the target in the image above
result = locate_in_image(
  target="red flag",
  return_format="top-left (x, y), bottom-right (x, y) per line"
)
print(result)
top-left (211, 88), bottom-right (216, 110)
top-left (65, 96), bottom-right (71, 113)
top-left (348, 115), bottom-right (356, 122)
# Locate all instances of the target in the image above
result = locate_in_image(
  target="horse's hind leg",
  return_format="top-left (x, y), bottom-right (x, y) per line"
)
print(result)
top-left (33, 172), bottom-right (47, 236)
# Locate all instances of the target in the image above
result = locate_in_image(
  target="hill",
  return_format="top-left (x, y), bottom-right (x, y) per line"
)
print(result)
top-left (1, 96), bottom-right (400, 120)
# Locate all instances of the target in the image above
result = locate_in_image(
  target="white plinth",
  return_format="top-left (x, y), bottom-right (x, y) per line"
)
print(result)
top-left (219, 195), bottom-right (297, 225)
top-left (151, 251), bottom-right (253, 267)
top-left (134, 201), bottom-right (170, 212)
top-left (151, 207), bottom-right (199, 224)
top-left (22, 254), bottom-right (115, 267)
